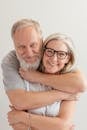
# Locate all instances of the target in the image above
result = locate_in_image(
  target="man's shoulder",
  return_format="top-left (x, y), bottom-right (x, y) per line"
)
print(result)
top-left (2, 50), bottom-right (17, 63)
top-left (1, 50), bottom-right (20, 68)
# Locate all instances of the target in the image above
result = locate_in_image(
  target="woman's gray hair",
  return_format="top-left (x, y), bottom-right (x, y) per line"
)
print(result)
top-left (11, 19), bottom-right (43, 40)
top-left (43, 33), bottom-right (77, 73)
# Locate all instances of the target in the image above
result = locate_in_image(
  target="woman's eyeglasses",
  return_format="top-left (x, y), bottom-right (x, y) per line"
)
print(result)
top-left (43, 47), bottom-right (69, 60)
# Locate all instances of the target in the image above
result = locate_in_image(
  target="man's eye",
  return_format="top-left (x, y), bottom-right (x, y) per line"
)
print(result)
top-left (30, 43), bottom-right (37, 48)
top-left (18, 46), bottom-right (25, 49)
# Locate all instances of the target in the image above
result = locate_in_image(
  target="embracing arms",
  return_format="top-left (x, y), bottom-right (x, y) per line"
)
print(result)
top-left (2, 51), bottom-right (87, 95)
top-left (19, 69), bottom-right (87, 93)
top-left (8, 100), bottom-right (76, 130)
top-left (1, 51), bottom-right (77, 110)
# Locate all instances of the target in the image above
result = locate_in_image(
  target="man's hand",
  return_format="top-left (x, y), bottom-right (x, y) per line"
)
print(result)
top-left (11, 123), bottom-right (29, 130)
top-left (7, 110), bottom-right (29, 126)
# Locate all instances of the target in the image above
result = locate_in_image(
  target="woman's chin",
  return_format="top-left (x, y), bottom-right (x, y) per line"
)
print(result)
top-left (45, 69), bottom-right (57, 74)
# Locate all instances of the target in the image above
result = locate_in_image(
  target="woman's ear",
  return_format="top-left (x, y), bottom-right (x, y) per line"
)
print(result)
top-left (65, 55), bottom-right (70, 64)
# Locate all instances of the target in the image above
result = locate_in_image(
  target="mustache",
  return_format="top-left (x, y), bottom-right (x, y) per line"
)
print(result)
top-left (16, 53), bottom-right (41, 70)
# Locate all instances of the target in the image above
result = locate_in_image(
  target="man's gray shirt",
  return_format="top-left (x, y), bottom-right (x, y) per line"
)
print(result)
top-left (1, 50), bottom-right (26, 90)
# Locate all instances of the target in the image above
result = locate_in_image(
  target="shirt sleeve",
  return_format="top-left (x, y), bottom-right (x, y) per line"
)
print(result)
top-left (1, 50), bottom-right (26, 91)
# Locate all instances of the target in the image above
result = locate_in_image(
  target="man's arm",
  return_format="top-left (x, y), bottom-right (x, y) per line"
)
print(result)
top-left (23, 69), bottom-right (87, 93)
top-left (6, 89), bottom-right (75, 110)
top-left (8, 111), bottom-right (70, 130)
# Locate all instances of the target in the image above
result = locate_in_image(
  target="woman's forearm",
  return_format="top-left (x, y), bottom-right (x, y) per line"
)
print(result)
top-left (27, 70), bottom-right (86, 93)
top-left (25, 101), bottom-right (76, 130)
top-left (25, 113), bottom-right (71, 130)
top-left (38, 71), bottom-right (86, 93)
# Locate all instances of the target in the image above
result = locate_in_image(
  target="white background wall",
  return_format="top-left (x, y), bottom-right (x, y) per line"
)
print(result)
top-left (0, 0), bottom-right (87, 129)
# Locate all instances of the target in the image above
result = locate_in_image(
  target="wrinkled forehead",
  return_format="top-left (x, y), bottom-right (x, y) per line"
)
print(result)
top-left (12, 25), bottom-right (42, 41)
top-left (14, 26), bottom-right (38, 36)
top-left (13, 26), bottom-right (41, 43)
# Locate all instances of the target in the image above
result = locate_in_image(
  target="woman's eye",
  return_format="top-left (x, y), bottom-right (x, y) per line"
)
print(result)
top-left (58, 52), bottom-right (66, 57)
top-left (48, 50), bottom-right (52, 53)
top-left (47, 50), bottom-right (53, 54)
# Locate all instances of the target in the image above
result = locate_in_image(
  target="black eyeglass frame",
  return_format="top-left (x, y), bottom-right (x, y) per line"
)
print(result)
top-left (43, 46), bottom-right (69, 60)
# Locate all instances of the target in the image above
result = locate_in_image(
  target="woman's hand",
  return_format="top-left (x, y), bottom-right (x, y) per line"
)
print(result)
top-left (19, 68), bottom-right (41, 82)
top-left (19, 68), bottom-right (31, 81)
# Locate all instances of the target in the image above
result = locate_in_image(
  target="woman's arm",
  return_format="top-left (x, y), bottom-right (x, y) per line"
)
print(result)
top-left (29, 100), bottom-right (76, 130)
top-left (8, 100), bottom-right (76, 130)
top-left (58, 100), bottom-right (76, 124)
top-left (20, 69), bottom-right (87, 93)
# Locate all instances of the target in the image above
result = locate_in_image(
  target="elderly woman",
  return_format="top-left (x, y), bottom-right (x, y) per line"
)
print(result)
top-left (8, 33), bottom-right (78, 130)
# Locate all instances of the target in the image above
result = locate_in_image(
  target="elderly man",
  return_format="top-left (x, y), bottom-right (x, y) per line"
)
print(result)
top-left (1, 19), bottom-right (86, 130)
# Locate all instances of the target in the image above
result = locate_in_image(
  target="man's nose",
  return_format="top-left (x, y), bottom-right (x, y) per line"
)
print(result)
top-left (25, 46), bottom-right (34, 57)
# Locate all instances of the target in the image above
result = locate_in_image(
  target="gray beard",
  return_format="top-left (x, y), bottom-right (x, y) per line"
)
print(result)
top-left (16, 54), bottom-right (41, 70)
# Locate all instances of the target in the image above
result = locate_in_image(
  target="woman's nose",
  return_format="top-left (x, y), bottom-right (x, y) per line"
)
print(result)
top-left (51, 53), bottom-right (58, 61)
